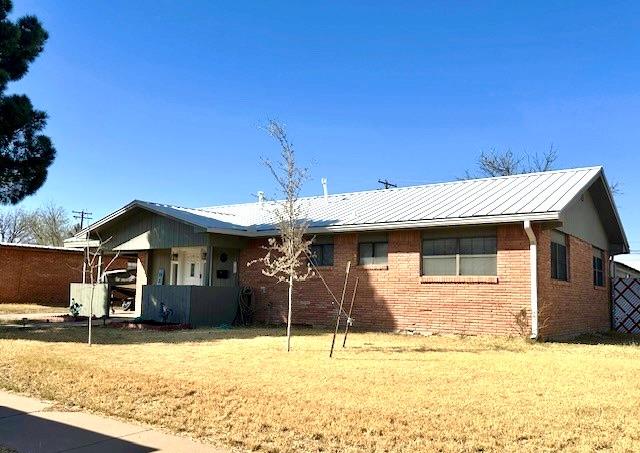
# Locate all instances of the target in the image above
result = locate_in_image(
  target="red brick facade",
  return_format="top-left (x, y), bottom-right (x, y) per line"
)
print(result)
top-left (0, 245), bottom-right (85, 306)
top-left (239, 224), bottom-right (611, 338)
top-left (537, 229), bottom-right (610, 338)
top-left (0, 244), bottom-right (130, 307)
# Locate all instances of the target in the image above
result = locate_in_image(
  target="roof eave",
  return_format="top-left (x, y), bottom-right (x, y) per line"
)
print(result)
top-left (247, 212), bottom-right (561, 237)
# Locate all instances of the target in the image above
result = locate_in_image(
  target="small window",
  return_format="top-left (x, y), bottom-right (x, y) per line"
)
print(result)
top-left (310, 244), bottom-right (334, 266)
top-left (190, 263), bottom-right (196, 277)
top-left (551, 230), bottom-right (568, 281)
top-left (358, 233), bottom-right (388, 266)
top-left (422, 236), bottom-right (497, 276)
top-left (309, 235), bottom-right (334, 267)
top-left (170, 262), bottom-right (178, 285)
top-left (593, 248), bottom-right (605, 287)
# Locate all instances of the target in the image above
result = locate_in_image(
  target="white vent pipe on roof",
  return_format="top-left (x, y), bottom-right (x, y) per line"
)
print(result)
top-left (524, 220), bottom-right (538, 340)
top-left (257, 191), bottom-right (264, 207)
top-left (321, 177), bottom-right (328, 200)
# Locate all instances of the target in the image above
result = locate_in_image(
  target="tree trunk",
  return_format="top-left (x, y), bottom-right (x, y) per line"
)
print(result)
top-left (287, 274), bottom-right (293, 352)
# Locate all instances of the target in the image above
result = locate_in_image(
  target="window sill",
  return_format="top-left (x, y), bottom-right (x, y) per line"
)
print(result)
top-left (358, 264), bottom-right (389, 271)
top-left (594, 285), bottom-right (607, 291)
top-left (420, 275), bottom-right (499, 284)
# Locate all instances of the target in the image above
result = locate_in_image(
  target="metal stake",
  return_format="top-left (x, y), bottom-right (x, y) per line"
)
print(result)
top-left (342, 276), bottom-right (359, 348)
top-left (330, 261), bottom-right (351, 358)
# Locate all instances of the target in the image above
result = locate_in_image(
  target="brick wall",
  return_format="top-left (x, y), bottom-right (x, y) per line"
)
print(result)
top-left (537, 229), bottom-right (610, 339)
top-left (0, 245), bottom-right (130, 307)
top-left (239, 224), bottom-right (532, 335)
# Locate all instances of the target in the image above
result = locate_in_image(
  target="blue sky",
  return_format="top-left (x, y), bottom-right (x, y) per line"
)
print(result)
top-left (7, 1), bottom-right (640, 260)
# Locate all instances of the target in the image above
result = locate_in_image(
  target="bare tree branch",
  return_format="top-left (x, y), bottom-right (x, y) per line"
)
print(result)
top-left (466, 144), bottom-right (558, 178)
top-left (249, 120), bottom-right (313, 351)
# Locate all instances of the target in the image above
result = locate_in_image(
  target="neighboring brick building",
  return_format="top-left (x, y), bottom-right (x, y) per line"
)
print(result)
top-left (0, 243), bottom-right (130, 307)
top-left (0, 243), bottom-right (86, 306)
top-left (68, 166), bottom-right (629, 338)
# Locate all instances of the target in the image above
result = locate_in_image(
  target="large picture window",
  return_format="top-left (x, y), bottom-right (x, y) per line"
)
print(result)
top-left (551, 230), bottom-right (569, 281)
top-left (593, 248), bottom-right (605, 287)
top-left (358, 233), bottom-right (388, 266)
top-left (422, 236), bottom-right (497, 276)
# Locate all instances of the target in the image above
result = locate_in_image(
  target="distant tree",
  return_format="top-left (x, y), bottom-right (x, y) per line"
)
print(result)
top-left (28, 202), bottom-right (72, 246)
top-left (0, 206), bottom-right (31, 242)
top-left (249, 120), bottom-right (313, 352)
top-left (0, 0), bottom-right (56, 205)
top-left (466, 145), bottom-right (558, 178)
top-left (466, 144), bottom-right (622, 198)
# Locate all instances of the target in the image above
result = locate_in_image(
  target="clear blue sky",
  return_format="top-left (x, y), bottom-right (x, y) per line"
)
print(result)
top-left (7, 1), bottom-right (640, 259)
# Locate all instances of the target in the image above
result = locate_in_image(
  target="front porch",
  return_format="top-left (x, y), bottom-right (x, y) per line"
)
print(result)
top-left (66, 204), bottom-right (249, 326)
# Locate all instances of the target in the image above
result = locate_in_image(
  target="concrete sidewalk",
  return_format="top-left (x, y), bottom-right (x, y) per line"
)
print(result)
top-left (0, 391), bottom-right (228, 453)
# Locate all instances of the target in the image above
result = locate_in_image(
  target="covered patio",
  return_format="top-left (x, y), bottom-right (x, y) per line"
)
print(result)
top-left (64, 203), bottom-right (246, 326)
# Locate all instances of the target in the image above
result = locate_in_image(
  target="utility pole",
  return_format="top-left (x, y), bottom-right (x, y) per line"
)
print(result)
top-left (377, 179), bottom-right (397, 189)
top-left (72, 210), bottom-right (93, 229)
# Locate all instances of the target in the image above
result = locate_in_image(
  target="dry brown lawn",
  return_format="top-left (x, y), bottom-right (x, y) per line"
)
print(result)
top-left (1, 326), bottom-right (640, 452)
top-left (0, 304), bottom-right (66, 315)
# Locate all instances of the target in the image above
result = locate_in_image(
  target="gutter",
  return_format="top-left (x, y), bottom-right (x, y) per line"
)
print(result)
top-left (523, 220), bottom-right (538, 339)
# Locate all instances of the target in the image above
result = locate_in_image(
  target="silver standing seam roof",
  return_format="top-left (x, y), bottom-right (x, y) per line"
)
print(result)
top-left (71, 166), bottom-right (628, 252)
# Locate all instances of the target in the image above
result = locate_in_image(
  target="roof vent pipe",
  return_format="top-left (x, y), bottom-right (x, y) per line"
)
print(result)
top-left (321, 177), bottom-right (328, 200)
top-left (257, 191), bottom-right (264, 207)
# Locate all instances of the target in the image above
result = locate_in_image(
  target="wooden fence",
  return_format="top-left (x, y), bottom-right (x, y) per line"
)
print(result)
top-left (141, 285), bottom-right (239, 327)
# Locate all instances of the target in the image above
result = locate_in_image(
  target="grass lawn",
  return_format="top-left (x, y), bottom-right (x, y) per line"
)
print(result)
top-left (1, 327), bottom-right (640, 452)
top-left (0, 304), bottom-right (67, 315)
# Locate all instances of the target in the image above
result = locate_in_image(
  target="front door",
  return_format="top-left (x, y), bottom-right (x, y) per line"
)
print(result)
top-left (182, 250), bottom-right (202, 285)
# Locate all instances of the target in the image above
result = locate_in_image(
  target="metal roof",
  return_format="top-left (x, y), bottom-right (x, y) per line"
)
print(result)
top-left (73, 166), bottom-right (625, 242)
top-left (1, 241), bottom-right (83, 252)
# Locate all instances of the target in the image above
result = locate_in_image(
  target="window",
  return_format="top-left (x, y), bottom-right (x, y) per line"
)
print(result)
top-left (170, 262), bottom-right (178, 285)
top-left (422, 236), bottom-right (497, 276)
top-left (551, 230), bottom-right (568, 281)
top-left (593, 248), bottom-right (605, 287)
top-left (310, 235), bottom-right (334, 266)
top-left (190, 262), bottom-right (196, 277)
top-left (358, 233), bottom-right (388, 266)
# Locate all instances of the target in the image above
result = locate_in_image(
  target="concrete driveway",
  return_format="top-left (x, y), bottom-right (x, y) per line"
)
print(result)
top-left (0, 391), bottom-right (228, 453)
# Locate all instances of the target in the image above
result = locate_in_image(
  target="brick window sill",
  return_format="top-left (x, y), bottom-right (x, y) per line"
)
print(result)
top-left (358, 264), bottom-right (389, 271)
top-left (420, 275), bottom-right (499, 284)
top-left (594, 285), bottom-right (607, 291)
top-left (551, 279), bottom-right (571, 287)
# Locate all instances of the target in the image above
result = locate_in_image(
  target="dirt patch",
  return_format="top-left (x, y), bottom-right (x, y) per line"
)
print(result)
top-left (108, 321), bottom-right (192, 331)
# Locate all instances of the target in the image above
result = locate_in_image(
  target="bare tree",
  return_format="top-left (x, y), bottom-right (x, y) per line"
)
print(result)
top-left (249, 120), bottom-right (313, 352)
top-left (467, 145), bottom-right (558, 178)
top-left (0, 208), bottom-right (32, 243)
top-left (29, 202), bottom-right (72, 246)
top-left (83, 234), bottom-right (119, 346)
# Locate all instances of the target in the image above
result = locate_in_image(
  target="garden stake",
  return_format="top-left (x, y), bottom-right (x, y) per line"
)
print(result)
top-left (330, 261), bottom-right (351, 358)
top-left (342, 276), bottom-right (359, 348)
top-left (304, 250), bottom-right (350, 318)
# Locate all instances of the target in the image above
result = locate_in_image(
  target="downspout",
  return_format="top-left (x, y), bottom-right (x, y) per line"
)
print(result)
top-left (523, 220), bottom-right (538, 339)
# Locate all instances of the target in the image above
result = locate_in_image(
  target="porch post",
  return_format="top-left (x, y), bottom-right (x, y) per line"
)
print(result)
top-left (206, 245), bottom-right (214, 286)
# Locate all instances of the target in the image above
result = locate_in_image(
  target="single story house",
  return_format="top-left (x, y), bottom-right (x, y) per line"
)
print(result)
top-left (66, 166), bottom-right (628, 338)
top-left (612, 260), bottom-right (640, 279)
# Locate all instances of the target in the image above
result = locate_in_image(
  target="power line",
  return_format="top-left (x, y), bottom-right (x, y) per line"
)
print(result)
top-left (377, 179), bottom-right (397, 189)
top-left (72, 210), bottom-right (93, 229)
